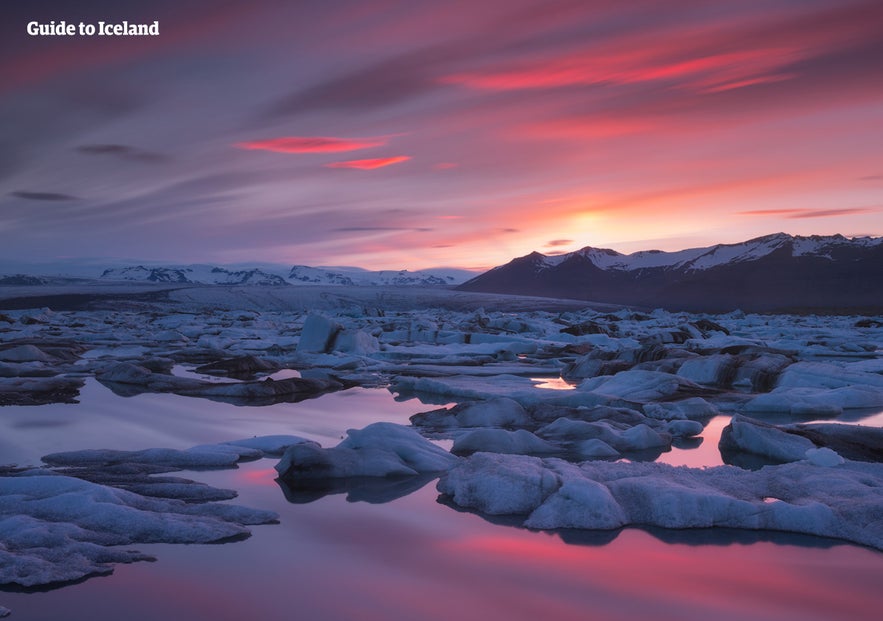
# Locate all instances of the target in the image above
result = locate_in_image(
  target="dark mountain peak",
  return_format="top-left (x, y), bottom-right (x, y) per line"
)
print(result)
top-left (459, 233), bottom-right (883, 312)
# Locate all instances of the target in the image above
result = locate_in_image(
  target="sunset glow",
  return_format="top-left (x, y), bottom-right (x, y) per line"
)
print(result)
top-left (1, 0), bottom-right (880, 270)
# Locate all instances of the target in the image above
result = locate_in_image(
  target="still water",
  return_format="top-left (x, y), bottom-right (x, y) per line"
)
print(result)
top-left (2, 380), bottom-right (882, 621)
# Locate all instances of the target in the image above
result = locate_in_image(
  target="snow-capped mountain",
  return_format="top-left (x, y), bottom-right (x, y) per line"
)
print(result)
top-left (100, 265), bottom-right (290, 286)
top-left (534, 233), bottom-right (883, 272)
top-left (288, 265), bottom-right (471, 286)
top-left (459, 234), bottom-right (883, 312)
top-left (97, 264), bottom-right (475, 287)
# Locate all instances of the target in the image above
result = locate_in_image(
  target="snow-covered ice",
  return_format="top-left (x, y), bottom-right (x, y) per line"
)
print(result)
top-left (0, 468), bottom-right (277, 588)
top-left (438, 453), bottom-right (883, 550)
top-left (275, 422), bottom-right (459, 480)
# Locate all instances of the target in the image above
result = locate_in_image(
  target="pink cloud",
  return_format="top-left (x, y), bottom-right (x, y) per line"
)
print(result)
top-left (235, 136), bottom-right (386, 154)
top-left (325, 156), bottom-right (411, 170)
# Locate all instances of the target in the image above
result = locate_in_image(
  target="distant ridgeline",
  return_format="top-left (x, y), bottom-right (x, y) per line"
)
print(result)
top-left (97, 265), bottom-right (472, 287)
top-left (458, 233), bottom-right (883, 313)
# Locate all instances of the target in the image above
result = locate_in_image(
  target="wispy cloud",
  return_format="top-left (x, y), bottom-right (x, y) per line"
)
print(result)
top-left (325, 156), bottom-right (410, 170)
top-left (236, 136), bottom-right (386, 154)
top-left (10, 191), bottom-right (78, 201)
top-left (739, 207), bottom-right (877, 219)
top-left (545, 239), bottom-right (573, 247)
top-left (333, 226), bottom-right (432, 232)
top-left (788, 207), bottom-right (878, 219)
top-left (76, 144), bottom-right (166, 163)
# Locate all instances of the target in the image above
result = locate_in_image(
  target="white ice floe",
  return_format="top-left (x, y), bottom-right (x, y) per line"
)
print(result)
top-left (295, 314), bottom-right (342, 354)
top-left (438, 453), bottom-right (883, 550)
top-left (776, 361), bottom-right (883, 389)
top-left (0, 344), bottom-right (54, 363)
top-left (42, 435), bottom-right (317, 469)
top-left (573, 438), bottom-right (620, 459)
top-left (665, 420), bottom-right (705, 438)
top-left (534, 418), bottom-right (672, 453)
top-left (743, 385), bottom-right (883, 416)
top-left (275, 422), bottom-right (458, 479)
top-left (643, 397), bottom-right (718, 420)
top-left (0, 472), bottom-right (277, 588)
top-left (223, 435), bottom-right (317, 457)
top-left (676, 354), bottom-right (736, 386)
top-left (296, 313), bottom-right (379, 355)
top-left (451, 429), bottom-right (557, 456)
top-left (438, 453), bottom-right (560, 515)
top-left (392, 374), bottom-right (610, 408)
top-left (577, 370), bottom-right (703, 402)
top-left (424, 398), bottom-right (532, 429)
top-left (719, 415), bottom-right (817, 463)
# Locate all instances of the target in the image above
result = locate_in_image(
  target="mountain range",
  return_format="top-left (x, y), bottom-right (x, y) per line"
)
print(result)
top-left (457, 233), bottom-right (883, 312)
top-left (97, 264), bottom-right (473, 287)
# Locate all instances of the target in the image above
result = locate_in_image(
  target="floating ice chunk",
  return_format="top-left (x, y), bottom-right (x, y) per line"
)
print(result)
top-left (0, 344), bottom-right (53, 363)
top-left (439, 456), bottom-right (883, 550)
top-left (605, 470), bottom-right (761, 528)
top-left (776, 361), bottom-right (883, 389)
top-left (194, 355), bottom-right (278, 377)
top-left (578, 370), bottom-right (703, 402)
top-left (0, 605), bottom-right (9, 617)
top-left (153, 329), bottom-right (188, 343)
top-left (643, 397), bottom-right (718, 420)
top-left (744, 385), bottom-right (883, 415)
top-left (43, 447), bottom-right (242, 469)
top-left (333, 329), bottom-right (380, 355)
top-left (97, 362), bottom-right (153, 384)
top-left (338, 423), bottom-right (458, 472)
top-left (784, 422), bottom-right (883, 462)
top-left (619, 424), bottom-right (671, 451)
top-left (223, 435), bottom-right (317, 457)
top-left (535, 418), bottom-right (671, 452)
top-left (275, 423), bottom-right (458, 480)
top-left (0, 472), bottom-right (277, 588)
top-left (574, 438), bottom-right (619, 459)
top-left (176, 376), bottom-right (342, 401)
top-left (392, 374), bottom-right (610, 408)
top-left (451, 429), bottom-right (558, 456)
top-left (453, 398), bottom-right (532, 428)
top-left (719, 415), bottom-right (817, 463)
top-left (437, 452), bottom-right (559, 515)
top-left (537, 417), bottom-right (614, 441)
top-left (187, 443), bottom-right (263, 461)
top-left (665, 419), bottom-right (704, 438)
top-left (525, 477), bottom-right (626, 529)
top-left (275, 443), bottom-right (419, 478)
top-left (805, 447), bottom-right (845, 467)
top-left (296, 314), bottom-right (342, 354)
top-left (676, 355), bottom-right (736, 386)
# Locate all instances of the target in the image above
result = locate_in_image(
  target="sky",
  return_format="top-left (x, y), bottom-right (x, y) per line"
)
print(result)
top-left (1, 0), bottom-right (882, 271)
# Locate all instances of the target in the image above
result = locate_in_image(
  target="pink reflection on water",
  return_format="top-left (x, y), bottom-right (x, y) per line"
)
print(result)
top-left (440, 529), bottom-right (883, 621)
top-left (233, 467), bottom-right (279, 486)
top-left (656, 415), bottom-right (730, 468)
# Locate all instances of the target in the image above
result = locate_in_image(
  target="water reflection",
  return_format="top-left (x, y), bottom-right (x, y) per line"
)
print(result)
top-left (4, 379), bottom-right (883, 620)
top-left (277, 473), bottom-right (438, 504)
